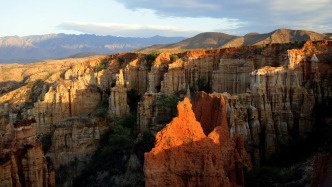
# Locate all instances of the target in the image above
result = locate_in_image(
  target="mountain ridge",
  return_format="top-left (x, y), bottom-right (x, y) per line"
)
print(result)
top-left (0, 34), bottom-right (186, 63)
top-left (138, 28), bottom-right (330, 53)
top-left (1, 28), bottom-right (330, 63)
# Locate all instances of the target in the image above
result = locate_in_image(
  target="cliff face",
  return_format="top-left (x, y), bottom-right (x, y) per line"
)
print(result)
top-left (144, 98), bottom-right (252, 187)
top-left (0, 57), bottom-right (105, 134)
top-left (220, 41), bottom-right (332, 162)
top-left (30, 58), bottom-right (107, 134)
top-left (0, 55), bottom-right (127, 186)
top-left (48, 118), bottom-right (108, 169)
top-left (140, 41), bottom-right (332, 163)
top-left (0, 119), bottom-right (55, 187)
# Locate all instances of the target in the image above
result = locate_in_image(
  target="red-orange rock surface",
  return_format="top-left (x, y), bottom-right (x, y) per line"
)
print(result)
top-left (192, 91), bottom-right (229, 136)
top-left (144, 98), bottom-right (251, 187)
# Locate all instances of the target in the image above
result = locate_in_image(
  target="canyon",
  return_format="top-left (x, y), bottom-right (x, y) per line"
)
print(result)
top-left (0, 40), bottom-right (331, 186)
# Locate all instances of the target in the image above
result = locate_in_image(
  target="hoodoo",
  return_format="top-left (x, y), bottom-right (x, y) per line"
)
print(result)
top-left (144, 98), bottom-right (252, 187)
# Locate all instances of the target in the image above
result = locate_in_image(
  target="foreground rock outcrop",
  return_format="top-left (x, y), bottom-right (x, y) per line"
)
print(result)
top-left (0, 119), bottom-right (55, 187)
top-left (144, 98), bottom-right (252, 187)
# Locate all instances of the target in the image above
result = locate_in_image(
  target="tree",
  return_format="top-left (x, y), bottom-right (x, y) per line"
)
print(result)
top-left (170, 54), bottom-right (179, 62)
top-left (156, 93), bottom-right (178, 123)
top-left (196, 76), bottom-right (211, 93)
top-left (94, 58), bottom-right (109, 72)
top-left (146, 51), bottom-right (159, 70)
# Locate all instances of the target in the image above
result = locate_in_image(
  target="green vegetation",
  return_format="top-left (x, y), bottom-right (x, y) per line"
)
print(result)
top-left (118, 57), bottom-right (125, 67)
top-left (25, 79), bottom-right (46, 103)
top-left (108, 124), bottom-right (132, 149)
top-left (196, 76), bottom-right (211, 93)
top-left (156, 93), bottom-right (178, 124)
top-left (188, 76), bottom-right (211, 93)
top-left (95, 108), bottom-right (108, 118)
top-left (94, 58), bottom-right (109, 72)
top-left (146, 51), bottom-right (158, 61)
top-left (145, 51), bottom-right (159, 70)
top-left (170, 54), bottom-right (179, 62)
top-left (118, 57), bottom-right (125, 63)
top-left (117, 113), bottom-right (137, 130)
top-left (73, 113), bottom-right (155, 187)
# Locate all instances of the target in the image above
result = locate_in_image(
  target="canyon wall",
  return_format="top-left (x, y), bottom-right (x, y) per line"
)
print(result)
top-left (0, 55), bottom-right (127, 186)
top-left (140, 41), bottom-right (332, 162)
top-left (47, 118), bottom-right (108, 169)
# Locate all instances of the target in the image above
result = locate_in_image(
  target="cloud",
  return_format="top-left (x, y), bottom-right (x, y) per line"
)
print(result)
top-left (59, 18), bottom-right (245, 37)
top-left (59, 22), bottom-right (201, 37)
top-left (115, 0), bottom-right (332, 34)
top-left (114, 0), bottom-right (247, 18)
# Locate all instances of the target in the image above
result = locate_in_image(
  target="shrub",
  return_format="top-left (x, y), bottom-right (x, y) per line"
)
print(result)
top-left (117, 57), bottom-right (125, 67)
top-left (156, 93), bottom-right (179, 123)
top-left (196, 76), bottom-right (211, 93)
top-left (118, 57), bottom-right (125, 63)
top-left (94, 58), bottom-right (109, 72)
top-left (27, 79), bottom-right (45, 103)
top-left (118, 113), bottom-right (137, 129)
top-left (170, 54), bottom-right (179, 62)
top-left (109, 124), bottom-right (132, 148)
top-left (95, 108), bottom-right (108, 118)
top-left (145, 51), bottom-right (159, 70)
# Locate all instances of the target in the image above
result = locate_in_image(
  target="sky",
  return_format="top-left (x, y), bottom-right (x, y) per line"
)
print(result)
top-left (0, 0), bottom-right (331, 38)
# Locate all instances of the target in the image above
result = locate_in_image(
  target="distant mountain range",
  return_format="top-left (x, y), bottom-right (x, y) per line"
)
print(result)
top-left (0, 34), bottom-right (186, 63)
top-left (1, 29), bottom-right (331, 63)
top-left (139, 28), bottom-right (332, 53)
